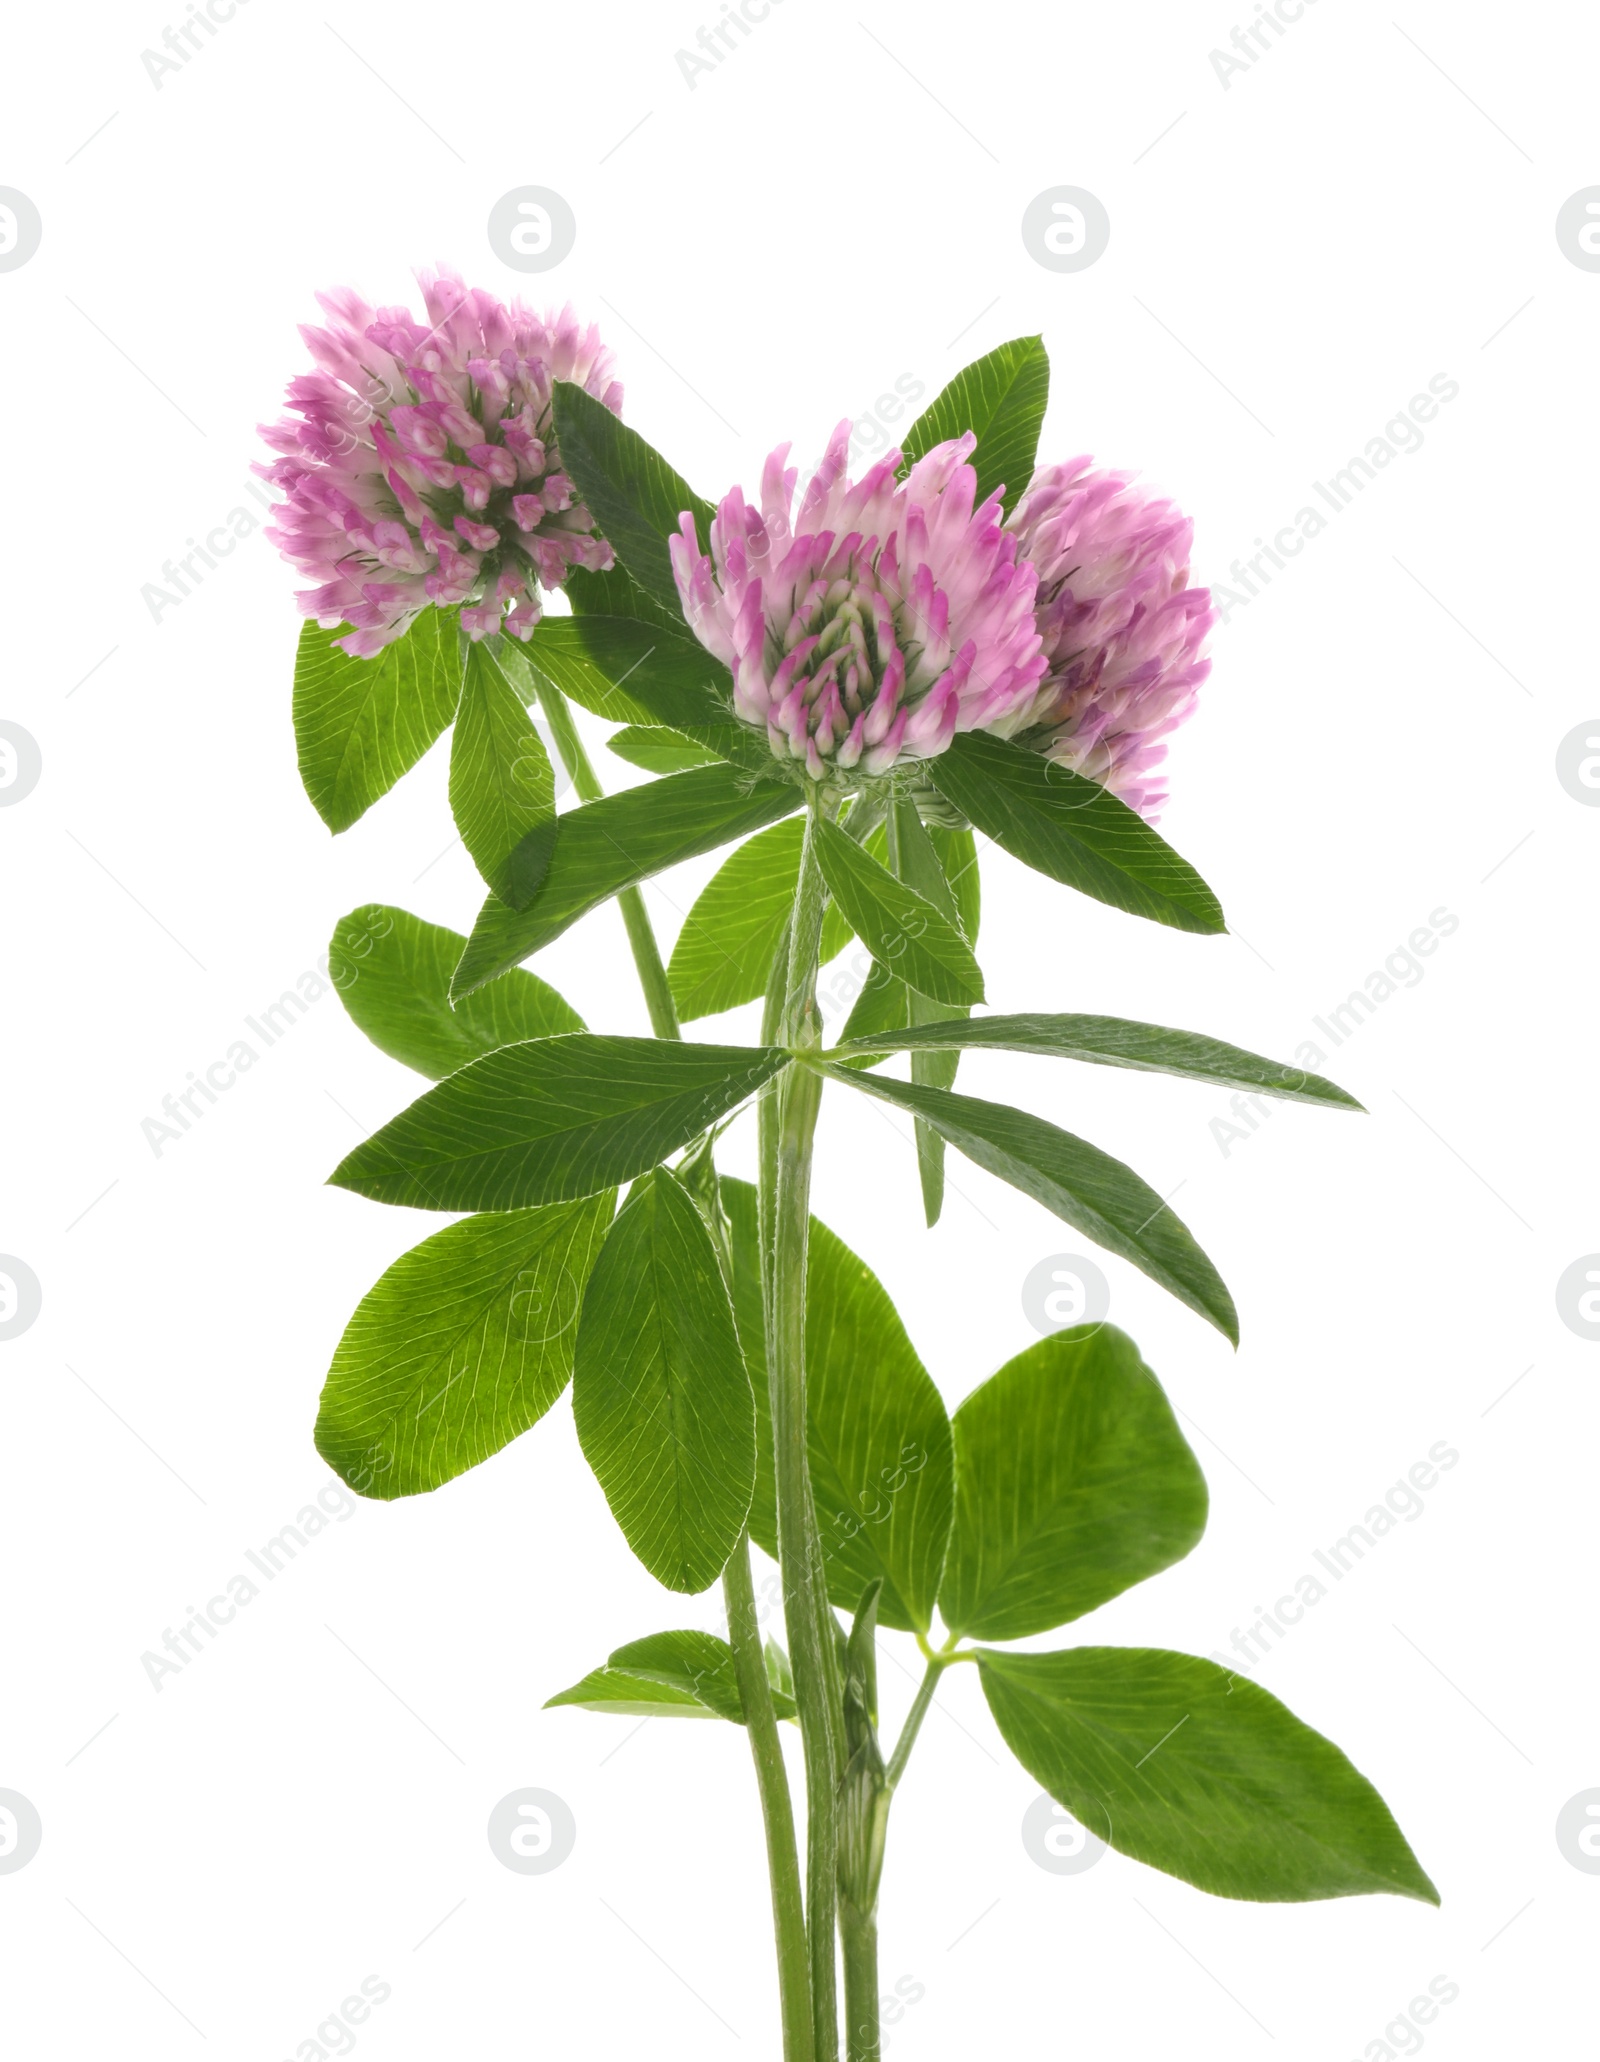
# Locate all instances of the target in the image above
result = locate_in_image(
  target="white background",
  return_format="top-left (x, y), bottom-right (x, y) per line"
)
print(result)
top-left (2, 0), bottom-right (1595, 2053)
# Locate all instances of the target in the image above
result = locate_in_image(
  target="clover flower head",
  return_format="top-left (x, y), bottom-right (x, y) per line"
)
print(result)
top-left (258, 269), bottom-right (621, 657)
top-left (1002, 459), bottom-right (1213, 819)
top-left (670, 423), bottom-right (1048, 782)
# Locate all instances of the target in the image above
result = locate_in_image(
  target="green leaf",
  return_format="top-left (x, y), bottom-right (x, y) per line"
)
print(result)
top-left (526, 614), bottom-right (765, 770)
top-left (452, 765), bottom-right (803, 997)
top-left (720, 1178), bottom-right (954, 1632)
top-left (573, 1168), bottom-right (756, 1593)
top-left (929, 732), bottom-right (1225, 936)
top-left (329, 1035), bottom-right (789, 1212)
top-left (668, 818), bottom-right (858, 1024)
top-left (941, 1326), bottom-right (1206, 1641)
top-left (900, 335), bottom-right (1050, 517)
top-left (328, 905), bottom-right (583, 1080)
top-left (887, 802), bottom-right (973, 1227)
top-left (544, 1628), bottom-right (792, 1722)
top-left (608, 725), bottom-right (724, 774)
top-left (448, 641), bottom-right (558, 906)
top-left (552, 381), bottom-right (715, 614)
top-left (831, 1012), bottom-right (1364, 1111)
top-left (543, 1665), bottom-right (721, 1720)
top-left (814, 814), bottom-right (985, 1009)
top-left (313, 1197), bottom-right (613, 1499)
top-left (979, 1647), bottom-right (1439, 1905)
top-left (836, 961), bottom-right (917, 1068)
top-left (292, 611), bottom-right (461, 833)
top-left (819, 1068), bottom-right (1238, 1344)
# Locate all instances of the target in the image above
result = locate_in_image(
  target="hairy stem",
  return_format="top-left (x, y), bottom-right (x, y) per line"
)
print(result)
top-left (840, 1902), bottom-right (881, 2062)
top-left (537, 675), bottom-right (810, 2057)
top-left (724, 1533), bottom-right (814, 2061)
top-left (767, 798), bottom-right (845, 2062)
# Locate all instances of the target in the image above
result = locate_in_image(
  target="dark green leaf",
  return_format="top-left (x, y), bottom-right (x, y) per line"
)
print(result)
top-left (525, 614), bottom-right (764, 772)
top-left (552, 381), bottom-right (715, 614)
top-left (900, 335), bottom-right (1050, 517)
top-left (929, 732), bottom-right (1225, 935)
top-left (328, 1035), bottom-right (788, 1212)
top-left (941, 1326), bottom-right (1206, 1640)
top-left (329, 905), bottom-right (582, 1080)
top-left (979, 1646), bottom-right (1439, 1905)
top-left (819, 1068), bottom-right (1238, 1343)
top-left (831, 1012), bottom-right (1363, 1111)
top-left (814, 814), bottom-right (985, 1008)
top-left (448, 640), bottom-right (558, 905)
top-left (608, 725), bottom-right (724, 774)
top-left (573, 1168), bottom-right (756, 1593)
top-left (314, 1198), bottom-right (613, 1499)
top-left (452, 765), bottom-right (802, 997)
top-left (668, 818), bottom-right (858, 1024)
top-left (292, 611), bottom-right (461, 833)
top-left (721, 1178), bottom-right (954, 1631)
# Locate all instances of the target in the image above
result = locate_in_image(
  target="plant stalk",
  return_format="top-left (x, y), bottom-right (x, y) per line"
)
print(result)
top-left (536, 674), bottom-right (811, 2059)
top-left (768, 797), bottom-right (846, 2062)
top-left (724, 1532), bottom-right (815, 2062)
top-left (840, 1903), bottom-right (881, 2062)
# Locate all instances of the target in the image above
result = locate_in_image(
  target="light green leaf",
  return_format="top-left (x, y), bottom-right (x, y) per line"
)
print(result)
top-left (900, 335), bottom-right (1050, 517)
top-left (552, 381), bottom-right (715, 614)
top-left (888, 801), bottom-right (974, 1226)
top-left (329, 1035), bottom-right (789, 1212)
top-left (574, 1168), bottom-right (756, 1593)
top-left (831, 1012), bottom-right (1363, 1111)
top-left (814, 814), bottom-right (985, 1008)
top-left (667, 818), bottom-right (859, 1024)
top-left (820, 1068), bottom-right (1238, 1344)
top-left (941, 1325), bottom-right (1206, 1640)
top-left (328, 905), bottom-right (582, 1080)
top-left (929, 732), bottom-right (1225, 935)
top-left (293, 611), bottom-right (462, 833)
top-left (313, 1198), bottom-right (612, 1498)
top-left (608, 726), bottom-right (724, 774)
top-left (452, 765), bottom-right (802, 997)
top-left (979, 1646), bottom-right (1440, 1905)
top-left (721, 1179), bottom-right (953, 1632)
top-left (448, 640), bottom-right (557, 906)
top-left (544, 1628), bottom-right (793, 1722)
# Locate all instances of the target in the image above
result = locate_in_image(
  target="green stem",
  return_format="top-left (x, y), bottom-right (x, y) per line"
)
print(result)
top-left (885, 1659), bottom-right (943, 1791)
top-left (768, 797), bottom-right (845, 2062)
top-left (537, 677), bottom-right (810, 2058)
top-left (535, 677), bottom-right (679, 1040)
top-left (840, 1903), bottom-right (880, 2062)
top-left (724, 1533), bottom-right (814, 2062)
